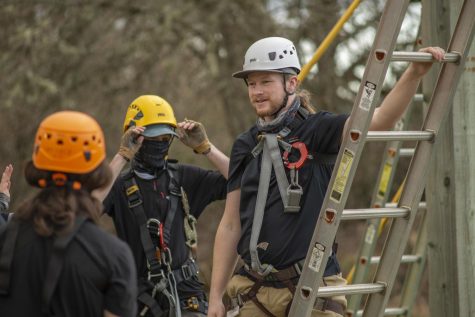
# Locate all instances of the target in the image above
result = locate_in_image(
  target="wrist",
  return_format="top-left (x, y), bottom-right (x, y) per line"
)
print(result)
top-left (193, 140), bottom-right (211, 155)
top-left (118, 147), bottom-right (132, 162)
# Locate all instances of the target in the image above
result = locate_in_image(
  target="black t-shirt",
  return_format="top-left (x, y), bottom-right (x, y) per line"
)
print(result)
top-left (103, 163), bottom-right (226, 299)
top-left (227, 111), bottom-right (348, 275)
top-left (0, 219), bottom-right (137, 317)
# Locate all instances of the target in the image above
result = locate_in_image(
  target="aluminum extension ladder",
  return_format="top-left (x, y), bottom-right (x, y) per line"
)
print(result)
top-left (346, 95), bottom-right (429, 316)
top-left (288, 0), bottom-right (475, 316)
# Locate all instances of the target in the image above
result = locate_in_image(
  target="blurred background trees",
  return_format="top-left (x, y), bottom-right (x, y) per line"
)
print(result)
top-left (0, 0), bottom-right (427, 314)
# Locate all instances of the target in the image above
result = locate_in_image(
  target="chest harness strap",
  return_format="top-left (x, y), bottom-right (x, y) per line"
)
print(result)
top-left (124, 164), bottom-right (201, 317)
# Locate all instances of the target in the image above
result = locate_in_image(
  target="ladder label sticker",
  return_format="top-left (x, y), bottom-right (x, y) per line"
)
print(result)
top-left (377, 162), bottom-right (393, 199)
top-left (365, 223), bottom-right (376, 244)
top-left (330, 148), bottom-right (354, 203)
top-left (309, 243), bottom-right (326, 272)
top-left (358, 81), bottom-right (377, 111)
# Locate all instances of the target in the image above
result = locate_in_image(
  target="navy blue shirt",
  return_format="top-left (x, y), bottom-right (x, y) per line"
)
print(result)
top-left (227, 110), bottom-right (348, 275)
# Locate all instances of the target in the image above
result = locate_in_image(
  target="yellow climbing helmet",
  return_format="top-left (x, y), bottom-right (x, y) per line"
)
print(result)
top-left (123, 95), bottom-right (178, 137)
top-left (33, 111), bottom-right (106, 174)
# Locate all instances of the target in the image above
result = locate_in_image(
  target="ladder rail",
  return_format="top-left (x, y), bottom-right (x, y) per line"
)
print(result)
top-left (288, 1), bottom-right (413, 316)
top-left (363, 1), bottom-right (475, 315)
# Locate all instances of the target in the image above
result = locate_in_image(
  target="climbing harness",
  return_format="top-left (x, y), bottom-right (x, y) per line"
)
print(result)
top-left (240, 102), bottom-right (343, 316)
top-left (124, 162), bottom-right (203, 317)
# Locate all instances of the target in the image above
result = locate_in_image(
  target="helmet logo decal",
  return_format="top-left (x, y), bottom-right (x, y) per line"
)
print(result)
top-left (268, 52), bottom-right (276, 61)
top-left (129, 103), bottom-right (140, 111)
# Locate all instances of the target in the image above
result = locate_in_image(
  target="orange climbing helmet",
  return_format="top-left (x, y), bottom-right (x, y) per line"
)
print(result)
top-left (33, 111), bottom-right (106, 174)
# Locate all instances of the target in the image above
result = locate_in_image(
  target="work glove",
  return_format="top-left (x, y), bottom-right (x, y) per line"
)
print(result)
top-left (118, 128), bottom-right (142, 161)
top-left (177, 119), bottom-right (211, 154)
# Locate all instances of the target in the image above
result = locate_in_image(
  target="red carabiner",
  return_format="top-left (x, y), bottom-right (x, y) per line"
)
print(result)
top-left (283, 142), bottom-right (308, 169)
top-left (159, 222), bottom-right (167, 250)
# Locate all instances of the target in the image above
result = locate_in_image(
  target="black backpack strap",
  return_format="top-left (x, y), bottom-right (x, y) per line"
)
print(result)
top-left (0, 219), bottom-right (20, 295)
top-left (42, 216), bottom-right (87, 314)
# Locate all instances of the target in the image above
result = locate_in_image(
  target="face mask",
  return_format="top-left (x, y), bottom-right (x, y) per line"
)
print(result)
top-left (133, 139), bottom-right (170, 174)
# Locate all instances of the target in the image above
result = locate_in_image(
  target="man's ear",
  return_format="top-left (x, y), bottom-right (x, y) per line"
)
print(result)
top-left (287, 75), bottom-right (299, 93)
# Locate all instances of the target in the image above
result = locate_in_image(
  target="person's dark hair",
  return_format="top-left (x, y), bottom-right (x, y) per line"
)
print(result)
top-left (15, 160), bottom-right (112, 236)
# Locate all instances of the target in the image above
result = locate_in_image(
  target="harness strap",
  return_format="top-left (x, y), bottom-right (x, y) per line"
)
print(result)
top-left (0, 218), bottom-right (20, 295)
top-left (125, 177), bottom-right (162, 275)
top-left (42, 216), bottom-right (87, 314)
top-left (138, 292), bottom-right (165, 317)
top-left (266, 135), bottom-right (292, 209)
top-left (172, 258), bottom-right (199, 285)
top-left (163, 165), bottom-right (181, 248)
top-left (239, 280), bottom-right (277, 317)
top-left (249, 136), bottom-right (274, 276)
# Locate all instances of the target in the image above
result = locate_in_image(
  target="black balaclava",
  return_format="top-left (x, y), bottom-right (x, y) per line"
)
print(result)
top-left (133, 139), bottom-right (171, 175)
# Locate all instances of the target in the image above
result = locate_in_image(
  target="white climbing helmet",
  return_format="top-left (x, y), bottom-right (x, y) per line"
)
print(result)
top-left (233, 37), bottom-right (301, 78)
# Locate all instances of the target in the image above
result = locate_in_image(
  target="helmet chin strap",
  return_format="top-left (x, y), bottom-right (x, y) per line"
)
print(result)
top-left (266, 73), bottom-right (295, 118)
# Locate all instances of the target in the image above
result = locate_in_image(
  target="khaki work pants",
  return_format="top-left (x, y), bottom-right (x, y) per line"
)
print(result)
top-left (226, 274), bottom-right (347, 317)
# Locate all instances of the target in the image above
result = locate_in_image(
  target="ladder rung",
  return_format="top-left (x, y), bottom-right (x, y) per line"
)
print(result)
top-left (399, 148), bottom-right (415, 157)
top-left (366, 131), bottom-right (434, 142)
top-left (317, 283), bottom-right (385, 297)
top-left (355, 307), bottom-right (408, 317)
top-left (342, 208), bottom-right (409, 220)
top-left (385, 201), bottom-right (427, 211)
top-left (391, 51), bottom-right (460, 63)
top-left (370, 254), bottom-right (421, 265)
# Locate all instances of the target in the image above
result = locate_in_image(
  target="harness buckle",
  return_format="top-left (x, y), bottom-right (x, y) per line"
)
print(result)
top-left (285, 169), bottom-right (303, 213)
top-left (181, 263), bottom-right (194, 281)
top-left (128, 196), bottom-right (143, 208)
top-left (126, 185), bottom-right (143, 208)
top-left (147, 269), bottom-right (165, 282)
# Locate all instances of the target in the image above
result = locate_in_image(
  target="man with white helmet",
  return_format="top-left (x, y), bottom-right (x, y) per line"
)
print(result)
top-left (207, 37), bottom-right (445, 317)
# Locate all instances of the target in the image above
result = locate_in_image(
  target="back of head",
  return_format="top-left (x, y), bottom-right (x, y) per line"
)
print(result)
top-left (123, 95), bottom-right (178, 138)
top-left (233, 37), bottom-right (301, 79)
top-left (17, 111), bottom-right (112, 236)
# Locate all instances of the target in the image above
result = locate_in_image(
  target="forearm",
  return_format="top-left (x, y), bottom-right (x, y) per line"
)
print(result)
top-left (209, 223), bottom-right (240, 301)
top-left (205, 144), bottom-right (230, 179)
top-left (370, 65), bottom-right (421, 131)
top-left (209, 190), bottom-right (241, 302)
top-left (93, 154), bottom-right (128, 202)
